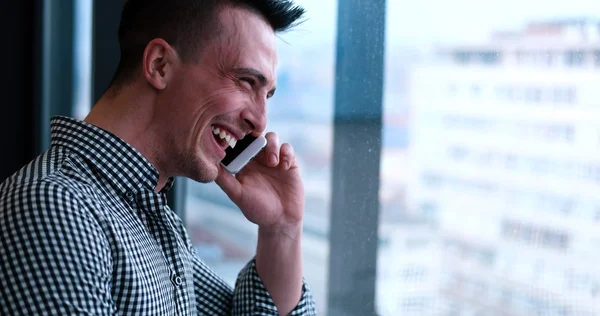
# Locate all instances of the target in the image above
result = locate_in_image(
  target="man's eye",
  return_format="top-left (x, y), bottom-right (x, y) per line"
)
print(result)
top-left (240, 77), bottom-right (255, 87)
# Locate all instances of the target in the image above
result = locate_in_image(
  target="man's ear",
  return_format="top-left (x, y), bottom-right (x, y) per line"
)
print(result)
top-left (142, 38), bottom-right (178, 90)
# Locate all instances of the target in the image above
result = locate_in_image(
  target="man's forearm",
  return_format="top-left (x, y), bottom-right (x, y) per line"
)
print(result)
top-left (255, 222), bottom-right (303, 315)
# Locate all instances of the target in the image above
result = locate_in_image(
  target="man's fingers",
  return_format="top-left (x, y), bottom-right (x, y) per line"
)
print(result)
top-left (254, 132), bottom-right (297, 170)
top-left (264, 132), bottom-right (280, 167)
top-left (279, 143), bottom-right (296, 170)
top-left (215, 165), bottom-right (243, 201)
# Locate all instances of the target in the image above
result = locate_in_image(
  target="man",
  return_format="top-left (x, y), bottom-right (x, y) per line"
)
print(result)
top-left (0, 0), bottom-right (317, 315)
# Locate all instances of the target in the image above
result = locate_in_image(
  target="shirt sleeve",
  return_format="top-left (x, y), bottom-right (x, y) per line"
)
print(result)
top-left (231, 258), bottom-right (318, 315)
top-left (0, 181), bottom-right (116, 315)
top-left (191, 254), bottom-right (317, 315)
top-left (190, 250), bottom-right (317, 315)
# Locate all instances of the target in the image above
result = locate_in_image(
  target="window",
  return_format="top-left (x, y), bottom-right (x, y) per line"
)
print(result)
top-left (402, 266), bottom-right (426, 282)
top-left (502, 220), bottom-right (570, 250)
top-left (176, 2), bottom-right (600, 316)
top-left (73, 0), bottom-right (93, 119)
top-left (566, 87), bottom-right (577, 104)
top-left (481, 51), bottom-right (500, 65)
top-left (454, 51), bottom-right (473, 64)
top-left (554, 87), bottom-right (571, 104)
top-left (565, 50), bottom-right (585, 67)
top-left (400, 297), bottom-right (429, 312)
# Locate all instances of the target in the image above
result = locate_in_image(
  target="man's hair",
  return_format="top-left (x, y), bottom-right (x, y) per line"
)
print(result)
top-left (111, 0), bottom-right (305, 89)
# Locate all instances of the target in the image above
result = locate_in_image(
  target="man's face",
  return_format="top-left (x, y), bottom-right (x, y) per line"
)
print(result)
top-left (157, 7), bottom-right (278, 182)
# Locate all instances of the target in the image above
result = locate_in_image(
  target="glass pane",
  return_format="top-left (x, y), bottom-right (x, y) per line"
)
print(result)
top-left (380, 1), bottom-right (600, 315)
top-left (185, 1), bottom-right (337, 313)
top-left (73, 0), bottom-right (93, 119)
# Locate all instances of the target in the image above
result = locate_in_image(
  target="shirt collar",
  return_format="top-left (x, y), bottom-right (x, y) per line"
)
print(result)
top-left (50, 116), bottom-right (174, 194)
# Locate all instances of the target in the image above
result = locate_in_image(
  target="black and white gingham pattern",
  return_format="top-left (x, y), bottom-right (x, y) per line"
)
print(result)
top-left (0, 116), bottom-right (317, 315)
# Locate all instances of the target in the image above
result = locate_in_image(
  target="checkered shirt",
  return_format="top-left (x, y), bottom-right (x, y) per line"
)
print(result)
top-left (0, 116), bottom-right (317, 315)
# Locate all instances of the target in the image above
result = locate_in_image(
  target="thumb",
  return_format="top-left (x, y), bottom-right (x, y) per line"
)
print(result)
top-left (215, 165), bottom-right (243, 202)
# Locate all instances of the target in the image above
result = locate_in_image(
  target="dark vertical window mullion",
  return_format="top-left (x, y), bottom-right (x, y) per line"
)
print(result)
top-left (40, 0), bottom-right (76, 152)
top-left (327, 0), bottom-right (386, 315)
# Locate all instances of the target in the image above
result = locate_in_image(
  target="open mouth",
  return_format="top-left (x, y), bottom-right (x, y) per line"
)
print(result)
top-left (211, 125), bottom-right (238, 150)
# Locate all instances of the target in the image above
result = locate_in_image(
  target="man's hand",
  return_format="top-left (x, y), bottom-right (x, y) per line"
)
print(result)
top-left (215, 131), bottom-right (305, 315)
top-left (215, 132), bottom-right (305, 229)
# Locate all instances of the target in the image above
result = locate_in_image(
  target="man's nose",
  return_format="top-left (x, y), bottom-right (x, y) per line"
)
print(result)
top-left (241, 103), bottom-right (267, 134)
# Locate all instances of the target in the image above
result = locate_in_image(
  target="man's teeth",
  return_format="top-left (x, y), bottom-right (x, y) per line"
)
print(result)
top-left (211, 126), bottom-right (237, 148)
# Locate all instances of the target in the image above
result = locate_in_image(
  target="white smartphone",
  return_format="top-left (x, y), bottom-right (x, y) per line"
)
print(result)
top-left (221, 134), bottom-right (267, 174)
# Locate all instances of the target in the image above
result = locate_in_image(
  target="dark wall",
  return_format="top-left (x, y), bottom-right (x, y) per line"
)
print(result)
top-left (92, 0), bottom-right (122, 103)
top-left (0, 1), bottom-right (41, 181)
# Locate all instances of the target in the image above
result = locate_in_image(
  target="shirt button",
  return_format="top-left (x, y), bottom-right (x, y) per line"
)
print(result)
top-left (125, 191), bottom-right (135, 201)
top-left (171, 273), bottom-right (183, 287)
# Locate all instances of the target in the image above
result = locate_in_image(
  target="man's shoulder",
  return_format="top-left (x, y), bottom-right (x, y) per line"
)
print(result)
top-left (0, 146), bottom-right (94, 207)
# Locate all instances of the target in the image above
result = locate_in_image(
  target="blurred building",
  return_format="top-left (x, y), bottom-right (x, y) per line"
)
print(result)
top-left (376, 222), bottom-right (442, 315)
top-left (408, 18), bottom-right (600, 315)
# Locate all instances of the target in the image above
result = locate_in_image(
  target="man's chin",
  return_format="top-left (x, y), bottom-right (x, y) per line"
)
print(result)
top-left (189, 162), bottom-right (220, 183)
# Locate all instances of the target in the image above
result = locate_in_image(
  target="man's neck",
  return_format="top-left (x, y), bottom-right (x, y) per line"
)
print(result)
top-left (85, 86), bottom-right (170, 193)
